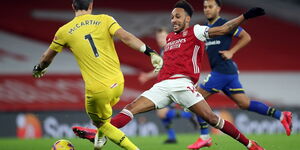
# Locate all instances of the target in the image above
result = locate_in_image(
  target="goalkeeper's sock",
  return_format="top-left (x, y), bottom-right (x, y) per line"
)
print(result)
top-left (248, 100), bottom-right (281, 120)
top-left (111, 109), bottom-right (133, 128)
top-left (197, 116), bottom-right (210, 139)
top-left (161, 118), bottom-right (176, 140)
top-left (99, 122), bottom-right (138, 150)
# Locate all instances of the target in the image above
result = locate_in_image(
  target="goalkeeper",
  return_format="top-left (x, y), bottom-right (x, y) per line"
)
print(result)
top-left (32, 0), bottom-right (163, 150)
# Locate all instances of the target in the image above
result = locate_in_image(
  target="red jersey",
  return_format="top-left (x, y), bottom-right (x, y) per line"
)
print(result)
top-left (157, 24), bottom-right (209, 84)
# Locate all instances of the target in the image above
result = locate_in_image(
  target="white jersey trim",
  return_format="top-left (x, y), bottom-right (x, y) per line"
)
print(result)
top-left (194, 24), bottom-right (209, 41)
top-left (192, 45), bottom-right (200, 73)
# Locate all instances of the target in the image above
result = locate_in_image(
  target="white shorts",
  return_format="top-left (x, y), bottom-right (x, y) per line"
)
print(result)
top-left (141, 77), bottom-right (204, 109)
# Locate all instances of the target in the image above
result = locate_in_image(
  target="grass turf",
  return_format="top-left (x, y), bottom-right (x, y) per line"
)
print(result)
top-left (0, 133), bottom-right (299, 150)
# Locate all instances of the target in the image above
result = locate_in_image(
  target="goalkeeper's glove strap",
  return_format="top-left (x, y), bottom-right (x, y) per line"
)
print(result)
top-left (33, 64), bottom-right (44, 72)
top-left (144, 45), bottom-right (156, 56)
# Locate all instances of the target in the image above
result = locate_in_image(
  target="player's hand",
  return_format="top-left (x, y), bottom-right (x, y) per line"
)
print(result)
top-left (219, 50), bottom-right (233, 60)
top-left (243, 7), bottom-right (265, 19)
top-left (150, 53), bottom-right (163, 73)
top-left (32, 64), bottom-right (47, 78)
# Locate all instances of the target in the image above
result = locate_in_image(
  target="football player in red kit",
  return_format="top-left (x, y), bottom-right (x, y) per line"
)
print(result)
top-left (73, 0), bottom-right (266, 149)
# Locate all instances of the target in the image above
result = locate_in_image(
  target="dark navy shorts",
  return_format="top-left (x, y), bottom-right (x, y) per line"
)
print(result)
top-left (199, 71), bottom-right (245, 95)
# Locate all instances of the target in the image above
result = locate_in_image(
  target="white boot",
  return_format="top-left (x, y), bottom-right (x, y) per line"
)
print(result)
top-left (94, 132), bottom-right (107, 150)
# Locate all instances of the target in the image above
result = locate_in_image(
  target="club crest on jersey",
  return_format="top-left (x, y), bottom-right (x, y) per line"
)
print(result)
top-left (183, 30), bottom-right (188, 37)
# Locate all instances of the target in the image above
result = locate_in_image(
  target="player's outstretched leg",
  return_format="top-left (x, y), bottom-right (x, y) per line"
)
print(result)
top-left (189, 100), bottom-right (265, 150)
top-left (187, 116), bottom-right (212, 149)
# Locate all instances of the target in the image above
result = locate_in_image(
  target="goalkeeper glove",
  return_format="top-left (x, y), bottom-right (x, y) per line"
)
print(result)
top-left (243, 7), bottom-right (265, 19)
top-left (142, 45), bottom-right (163, 73)
top-left (32, 64), bottom-right (47, 78)
top-left (150, 52), bottom-right (163, 73)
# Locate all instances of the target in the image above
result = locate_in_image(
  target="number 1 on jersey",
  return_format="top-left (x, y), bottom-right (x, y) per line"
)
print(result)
top-left (85, 34), bottom-right (99, 57)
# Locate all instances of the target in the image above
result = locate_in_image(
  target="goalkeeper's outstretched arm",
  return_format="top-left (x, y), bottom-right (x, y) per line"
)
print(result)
top-left (32, 48), bottom-right (57, 78)
top-left (114, 28), bottom-right (163, 72)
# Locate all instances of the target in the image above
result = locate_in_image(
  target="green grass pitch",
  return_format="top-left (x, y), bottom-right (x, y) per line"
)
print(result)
top-left (0, 134), bottom-right (299, 150)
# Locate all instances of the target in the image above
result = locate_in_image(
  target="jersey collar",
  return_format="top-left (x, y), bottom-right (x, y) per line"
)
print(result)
top-left (207, 16), bottom-right (221, 27)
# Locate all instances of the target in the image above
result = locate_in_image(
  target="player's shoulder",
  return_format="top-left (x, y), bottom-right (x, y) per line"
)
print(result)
top-left (219, 17), bottom-right (228, 22)
top-left (60, 17), bottom-right (79, 30)
top-left (56, 22), bottom-right (70, 35)
top-left (217, 17), bottom-right (228, 25)
top-left (93, 14), bottom-right (115, 20)
top-left (94, 14), bottom-right (110, 17)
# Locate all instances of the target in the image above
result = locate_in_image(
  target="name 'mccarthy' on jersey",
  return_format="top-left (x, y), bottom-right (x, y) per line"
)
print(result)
top-left (49, 14), bottom-right (124, 93)
top-left (157, 24), bottom-right (209, 84)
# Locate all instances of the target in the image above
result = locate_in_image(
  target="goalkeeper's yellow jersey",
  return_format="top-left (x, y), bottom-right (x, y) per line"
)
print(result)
top-left (49, 14), bottom-right (124, 92)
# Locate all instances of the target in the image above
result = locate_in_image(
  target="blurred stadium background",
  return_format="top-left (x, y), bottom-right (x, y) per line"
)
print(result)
top-left (0, 0), bottom-right (300, 149)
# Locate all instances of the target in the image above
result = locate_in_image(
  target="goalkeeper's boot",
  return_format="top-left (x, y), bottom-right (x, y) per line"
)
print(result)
top-left (187, 137), bottom-right (212, 150)
top-left (281, 111), bottom-right (293, 136)
top-left (94, 132), bottom-right (107, 150)
top-left (248, 140), bottom-right (265, 150)
top-left (72, 126), bottom-right (97, 143)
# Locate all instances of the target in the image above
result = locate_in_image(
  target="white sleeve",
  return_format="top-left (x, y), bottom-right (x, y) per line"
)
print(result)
top-left (193, 24), bottom-right (209, 41)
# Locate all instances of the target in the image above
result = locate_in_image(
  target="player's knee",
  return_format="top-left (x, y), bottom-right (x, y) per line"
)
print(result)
top-left (88, 112), bottom-right (105, 128)
top-left (124, 103), bottom-right (135, 113)
top-left (156, 108), bottom-right (168, 119)
top-left (92, 120), bottom-right (104, 128)
top-left (203, 113), bottom-right (219, 126)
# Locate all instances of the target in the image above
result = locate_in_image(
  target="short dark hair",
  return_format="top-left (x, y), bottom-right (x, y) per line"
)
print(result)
top-left (205, 0), bottom-right (222, 7)
top-left (215, 0), bottom-right (222, 7)
top-left (73, 0), bottom-right (93, 11)
top-left (174, 0), bottom-right (194, 17)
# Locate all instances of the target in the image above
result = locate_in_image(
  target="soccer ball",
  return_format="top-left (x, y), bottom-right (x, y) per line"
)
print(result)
top-left (51, 139), bottom-right (75, 150)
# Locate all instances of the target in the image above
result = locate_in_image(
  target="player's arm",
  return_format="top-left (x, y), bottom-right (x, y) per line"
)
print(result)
top-left (219, 30), bottom-right (251, 60)
top-left (32, 48), bottom-right (58, 78)
top-left (114, 28), bottom-right (145, 51)
top-left (114, 28), bottom-right (163, 72)
top-left (207, 7), bottom-right (265, 38)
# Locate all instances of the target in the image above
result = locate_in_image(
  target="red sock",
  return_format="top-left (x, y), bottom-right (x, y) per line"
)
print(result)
top-left (84, 113), bottom-right (131, 135)
top-left (110, 113), bottom-right (132, 128)
top-left (221, 120), bottom-right (249, 146)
